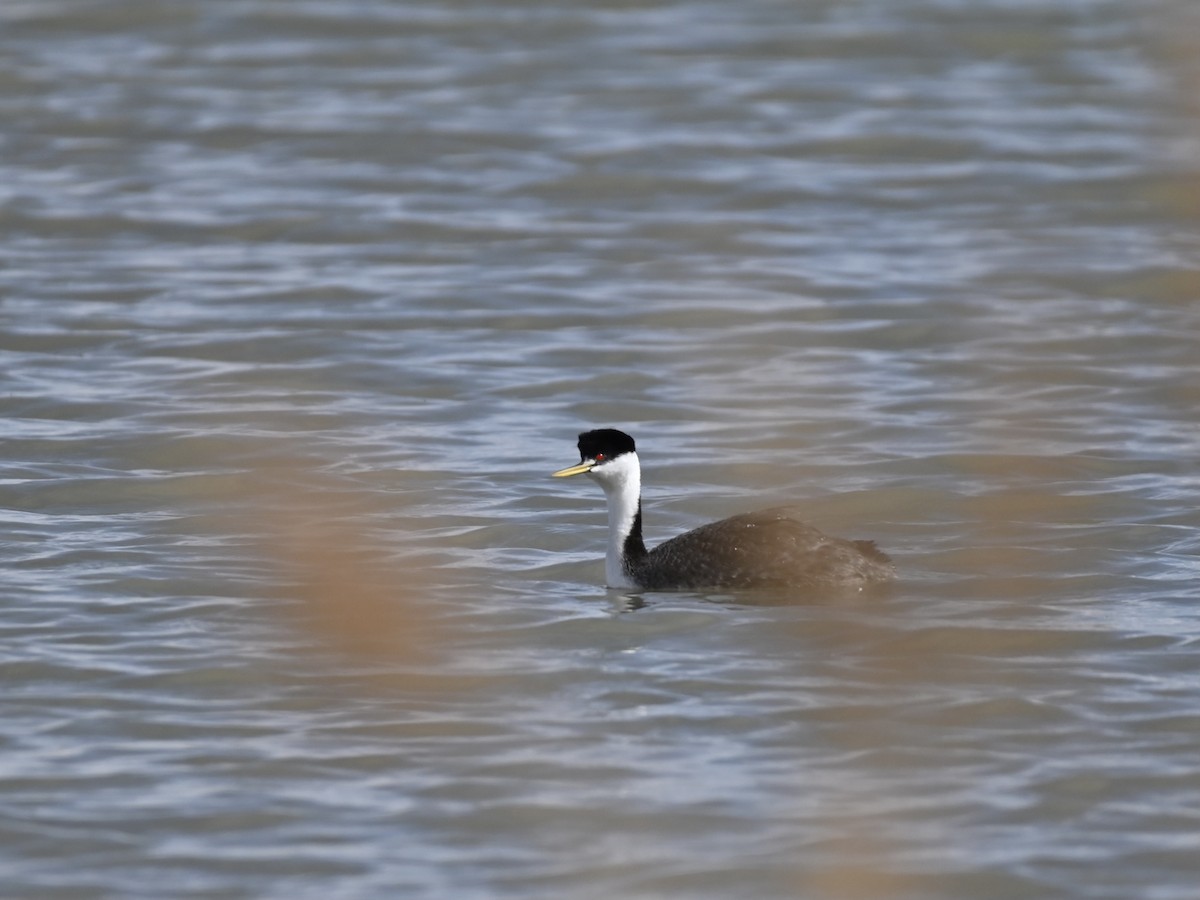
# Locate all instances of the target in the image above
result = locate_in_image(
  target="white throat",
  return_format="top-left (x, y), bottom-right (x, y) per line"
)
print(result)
top-left (587, 452), bottom-right (642, 588)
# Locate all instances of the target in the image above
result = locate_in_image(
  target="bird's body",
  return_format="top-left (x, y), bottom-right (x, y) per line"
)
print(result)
top-left (553, 428), bottom-right (894, 592)
top-left (629, 506), bottom-right (893, 590)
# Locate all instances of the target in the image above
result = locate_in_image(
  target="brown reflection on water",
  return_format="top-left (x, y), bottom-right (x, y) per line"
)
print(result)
top-left (274, 516), bottom-right (442, 663)
top-left (785, 477), bottom-right (1113, 896)
top-left (1157, 2), bottom-right (1200, 226)
top-left (248, 465), bottom-right (448, 667)
top-left (794, 835), bottom-right (927, 900)
top-left (1157, 20), bottom-right (1200, 388)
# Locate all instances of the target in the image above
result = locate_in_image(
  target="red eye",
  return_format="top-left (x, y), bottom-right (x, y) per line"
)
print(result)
top-left (595, 453), bottom-right (606, 462)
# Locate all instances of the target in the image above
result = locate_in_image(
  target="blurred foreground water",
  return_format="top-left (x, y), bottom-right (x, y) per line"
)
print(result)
top-left (2, 1), bottom-right (1199, 898)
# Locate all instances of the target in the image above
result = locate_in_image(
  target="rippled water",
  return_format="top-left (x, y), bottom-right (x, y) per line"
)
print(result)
top-left (3, 1), bottom-right (1199, 897)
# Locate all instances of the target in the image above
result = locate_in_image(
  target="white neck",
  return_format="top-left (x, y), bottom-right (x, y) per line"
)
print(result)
top-left (588, 452), bottom-right (642, 589)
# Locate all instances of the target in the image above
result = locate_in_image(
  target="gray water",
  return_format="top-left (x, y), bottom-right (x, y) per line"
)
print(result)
top-left (3, 1), bottom-right (1200, 898)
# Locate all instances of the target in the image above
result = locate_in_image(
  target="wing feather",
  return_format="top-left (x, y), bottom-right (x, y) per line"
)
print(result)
top-left (635, 506), bottom-right (893, 590)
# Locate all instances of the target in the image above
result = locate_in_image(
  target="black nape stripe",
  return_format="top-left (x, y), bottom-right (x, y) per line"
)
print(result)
top-left (622, 500), bottom-right (648, 562)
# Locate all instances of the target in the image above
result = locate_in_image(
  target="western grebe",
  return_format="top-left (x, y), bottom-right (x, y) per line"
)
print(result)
top-left (552, 428), bottom-right (894, 591)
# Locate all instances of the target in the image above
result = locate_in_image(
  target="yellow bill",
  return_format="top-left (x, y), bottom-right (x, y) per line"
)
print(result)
top-left (551, 461), bottom-right (595, 478)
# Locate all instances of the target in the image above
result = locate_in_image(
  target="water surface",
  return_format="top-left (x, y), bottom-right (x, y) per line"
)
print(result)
top-left (2, 1), bottom-right (1199, 898)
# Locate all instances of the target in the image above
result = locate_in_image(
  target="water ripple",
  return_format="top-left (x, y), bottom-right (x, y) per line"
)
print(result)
top-left (2, 0), bottom-right (1199, 898)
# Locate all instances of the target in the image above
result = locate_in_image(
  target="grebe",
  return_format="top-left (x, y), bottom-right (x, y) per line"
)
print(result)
top-left (553, 428), bottom-right (894, 591)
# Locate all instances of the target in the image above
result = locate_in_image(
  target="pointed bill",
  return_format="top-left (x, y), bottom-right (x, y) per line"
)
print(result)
top-left (551, 460), bottom-right (595, 478)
